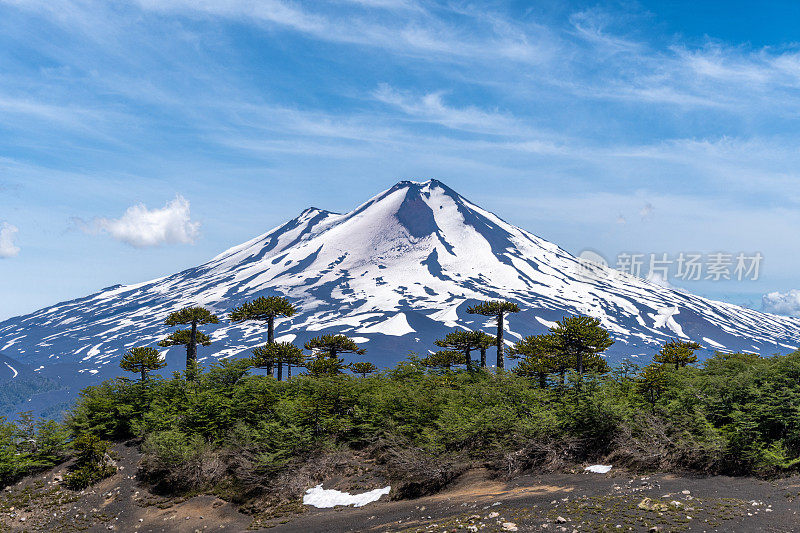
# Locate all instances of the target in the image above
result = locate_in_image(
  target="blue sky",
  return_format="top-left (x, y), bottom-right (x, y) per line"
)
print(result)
top-left (2, 0), bottom-right (800, 320)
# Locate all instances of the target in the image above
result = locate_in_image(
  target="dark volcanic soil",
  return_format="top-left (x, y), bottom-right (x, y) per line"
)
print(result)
top-left (2, 444), bottom-right (800, 532)
top-left (279, 468), bottom-right (800, 533)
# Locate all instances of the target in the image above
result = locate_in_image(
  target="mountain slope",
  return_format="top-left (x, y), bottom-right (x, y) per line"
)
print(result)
top-left (1, 180), bottom-right (798, 390)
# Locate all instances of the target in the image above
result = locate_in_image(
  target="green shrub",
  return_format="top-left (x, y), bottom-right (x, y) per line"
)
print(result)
top-left (53, 348), bottom-right (800, 491)
top-left (64, 433), bottom-right (116, 490)
top-left (0, 413), bottom-right (69, 488)
top-left (142, 429), bottom-right (206, 467)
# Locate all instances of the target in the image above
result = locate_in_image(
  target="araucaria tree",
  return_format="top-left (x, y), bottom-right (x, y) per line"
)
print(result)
top-left (350, 361), bottom-right (378, 378)
top-left (422, 350), bottom-right (462, 372)
top-left (654, 339), bottom-right (702, 369)
top-left (638, 364), bottom-right (669, 413)
top-left (164, 307), bottom-right (220, 375)
top-left (304, 334), bottom-right (366, 360)
top-left (304, 334), bottom-right (365, 378)
top-left (158, 329), bottom-right (212, 368)
top-left (509, 334), bottom-right (558, 388)
top-left (305, 356), bottom-right (347, 377)
top-left (549, 315), bottom-right (614, 376)
top-left (229, 296), bottom-right (297, 379)
top-left (119, 347), bottom-right (166, 382)
top-left (434, 330), bottom-right (485, 371)
top-left (282, 344), bottom-right (306, 380)
top-left (466, 300), bottom-right (520, 370)
top-left (251, 341), bottom-right (304, 380)
top-left (475, 331), bottom-right (495, 369)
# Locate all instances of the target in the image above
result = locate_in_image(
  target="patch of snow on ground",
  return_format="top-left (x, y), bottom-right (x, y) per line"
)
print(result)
top-left (357, 313), bottom-right (415, 336)
top-left (585, 465), bottom-right (612, 474)
top-left (4, 362), bottom-right (18, 378)
top-left (702, 337), bottom-right (725, 349)
top-left (303, 484), bottom-right (390, 508)
top-left (650, 307), bottom-right (685, 337)
top-left (535, 316), bottom-right (558, 329)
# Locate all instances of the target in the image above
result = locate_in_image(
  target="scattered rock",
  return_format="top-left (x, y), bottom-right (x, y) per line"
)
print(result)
top-left (637, 497), bottom-right (668, 512)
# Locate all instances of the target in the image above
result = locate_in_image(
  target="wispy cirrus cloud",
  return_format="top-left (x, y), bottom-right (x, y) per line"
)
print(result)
top-left (128, 0), bottom-right (554, 63)
top-left (3, 0), bottom-right (800, 316)
top-left (373, 84), bottom-right (523, 135)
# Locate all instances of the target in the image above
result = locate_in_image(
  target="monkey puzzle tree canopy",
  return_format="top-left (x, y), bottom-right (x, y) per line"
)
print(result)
top-left (434, 330), bottom-right (485, 371)
top-left (509, 334), bottom-right (559, 388)
top-left (251, 341), bottom-right (304, 379)
top-left (350, 361), bottom-right (378, 378)
top-left (305, 355), bottom-right (347, 377)
top-left (228, 296), bottom-right (296, 344)
top-left (548, 315), bottom-right (614, 375)
top-left (119, 347), bottom-right (166, 382)
top-left (165, 307), bottom-right (220, 328)
top-left (158, 329), bottom-right (211, 349)
top-left (422, 350), bottom-right (462, 371)
top-left (654, 339), bottom-right (702, 369)
top-left (466, 300), bottom-right (520, 370)
top-left (304, 334), bottom-right (365, 359)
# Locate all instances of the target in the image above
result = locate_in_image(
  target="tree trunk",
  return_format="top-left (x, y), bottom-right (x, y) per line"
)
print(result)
top-left (480, 347), bottom-right (486, 368)
top-left (185, 343), bottom-right (194, 379)
top-left (464, 348), bottom-right (472, 371)
top-left (268, 315), bottom-right (279, 378)
top-left (496, 313), bottom-right (505, 370)
top-left (267, 315), bottom-right (275, 344)
top-left (287, 362), bottom-right (291, 380)
top-left (539, 372), bottom-right (546, 389)
top-left (141, 366), bottom-right (147, 382)
top-left (576, 350), bottom-right (583, 375)
top-left (188, 319), bottom-right (198, 370)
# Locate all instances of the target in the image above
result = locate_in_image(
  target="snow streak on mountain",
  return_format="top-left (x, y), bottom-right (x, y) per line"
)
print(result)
top-left (1, 180), bottom-right (799, 392)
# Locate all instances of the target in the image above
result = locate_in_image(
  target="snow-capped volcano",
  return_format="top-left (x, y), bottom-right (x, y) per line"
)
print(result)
top-left (1, 179), bottom-right (799, 402)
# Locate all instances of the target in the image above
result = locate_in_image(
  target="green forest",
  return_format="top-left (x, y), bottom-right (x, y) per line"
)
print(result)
top-left (2, 297), bottom-right (800, 503)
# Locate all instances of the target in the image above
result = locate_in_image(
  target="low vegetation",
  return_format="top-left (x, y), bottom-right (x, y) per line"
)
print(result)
top-left (1, 297), bottom-right (799, 509)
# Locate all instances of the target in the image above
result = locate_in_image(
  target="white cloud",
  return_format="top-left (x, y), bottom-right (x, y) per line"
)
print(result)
top-left (762, 289), bottom-right (800, 317)
top-left (80, 195), bottom-right (200, 248)
top-left (0, 222), bottom-right (20, 258)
